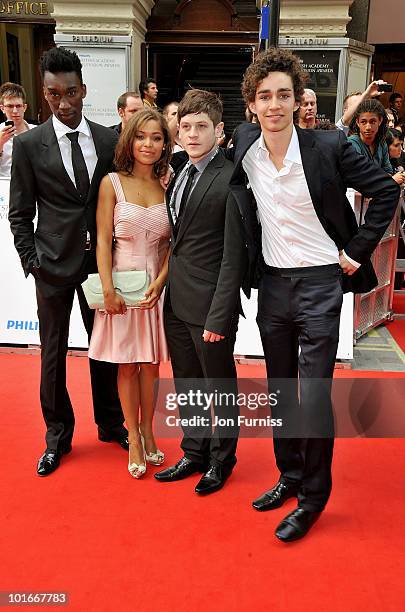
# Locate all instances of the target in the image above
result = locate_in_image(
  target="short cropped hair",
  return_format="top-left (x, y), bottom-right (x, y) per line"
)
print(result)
top-left (114, 109), bottom-right (172, 178)
top-left (39, 46), bottom-right (83, 83)
top-left (389, 92), bottom-right (403, 105)
top-left (0, 82), bottom-right (26, 104)
top-left (162, 101), bottom-right (179, 116)
top-left (242, 48), bottom-right (307, 104)
top-left (177, 89), bottom-right (223, 127)
top-left (139, 78), bottom-right (156, 99)
top-left (117, 91), bottom-right (141, 111)
top-left (303, 88), bottom-right (317, 100)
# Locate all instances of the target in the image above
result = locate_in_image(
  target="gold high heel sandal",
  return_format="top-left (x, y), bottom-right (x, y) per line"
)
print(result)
top-left (128, 440), bottom-right (146, 479)
top-left (140, 432), bottom-right (165, 466)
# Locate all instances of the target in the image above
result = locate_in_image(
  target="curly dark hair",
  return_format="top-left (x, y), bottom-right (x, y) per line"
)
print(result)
top-left (114, 109), bottom-right (172, 178)
top-left (39, 47), bottom-right (83, 83)
top-left (349, 99), bottom-right (389, 146)
top-left (242, 48), bottom-right (307, 104)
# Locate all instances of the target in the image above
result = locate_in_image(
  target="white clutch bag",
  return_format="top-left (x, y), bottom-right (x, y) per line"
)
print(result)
top-left (82, 270), bottom-right (150, 309)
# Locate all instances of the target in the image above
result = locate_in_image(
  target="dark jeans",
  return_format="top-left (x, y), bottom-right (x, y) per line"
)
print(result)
top-left (257, 264), bottom-right (343, 512)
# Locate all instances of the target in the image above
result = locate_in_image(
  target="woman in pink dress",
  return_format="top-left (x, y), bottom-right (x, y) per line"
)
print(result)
top-left (89, 109), bottom-right (172, 478)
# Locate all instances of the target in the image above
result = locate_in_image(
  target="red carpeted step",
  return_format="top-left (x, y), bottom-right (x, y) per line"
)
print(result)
top-left (1, 354), bottom-right (405, 611)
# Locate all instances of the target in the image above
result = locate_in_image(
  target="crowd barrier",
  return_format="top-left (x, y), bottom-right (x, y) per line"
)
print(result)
top-left (1, 179), bottom-right (397, 361)
top-left (353, 191), bottom-right (401, 339)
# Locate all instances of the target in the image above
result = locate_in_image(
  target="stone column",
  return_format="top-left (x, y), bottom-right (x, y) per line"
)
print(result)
top-left (256, 0), bottom-right (354, 38)
top-left (51, 0), bottom-right (155, 89)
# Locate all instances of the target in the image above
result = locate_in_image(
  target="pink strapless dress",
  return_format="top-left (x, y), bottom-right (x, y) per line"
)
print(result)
top-left (88, 173), bottom-right (170, 364)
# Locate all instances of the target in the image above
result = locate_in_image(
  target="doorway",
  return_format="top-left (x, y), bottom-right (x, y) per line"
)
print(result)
top-left (146, 45), bottom-right (254, 138)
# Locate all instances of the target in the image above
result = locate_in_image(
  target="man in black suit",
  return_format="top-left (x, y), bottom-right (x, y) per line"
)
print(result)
top-left (8, 47), bottom-right (127, 476)
top-left (230, 49), bottom-right (399, 541)
top-left (155, 89), bottom-right (246, 494)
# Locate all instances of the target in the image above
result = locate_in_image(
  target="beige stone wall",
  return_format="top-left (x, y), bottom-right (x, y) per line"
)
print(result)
top-left (50, 0), bottom-right (356, 92)
top-left (258, 0), bottom-right (354, 38)
top-left (51, 0), bottom-right (155, 89)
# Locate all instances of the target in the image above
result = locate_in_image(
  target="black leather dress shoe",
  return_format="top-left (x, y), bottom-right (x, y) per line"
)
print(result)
top-left (275, 508), bottom-right (321, 542)
top-left (195, 464), bottom-right (232, 495)
top-left (37, 445), bottom-right (72, 477)
top-left (154, 456), bottom-right (205, 482)
top-left (252, 481), bottom-right (299, 511)
top-left (98, 428), bottom-right (129, 451)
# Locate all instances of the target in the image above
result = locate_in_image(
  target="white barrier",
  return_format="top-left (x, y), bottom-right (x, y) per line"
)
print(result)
top-left (0, 178), bottom-right (87, 347)
top-left (0, 177), bottom-right (353, 358)
top-left (234, 290), bottom-right (354, 360)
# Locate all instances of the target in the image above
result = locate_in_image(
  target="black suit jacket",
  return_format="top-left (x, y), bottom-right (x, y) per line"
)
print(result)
top-left (8, 116), bottom-right (119, 288)
top-left (166, 149), bottom-right (247, 336)
top-left (230, 123), bottom-right (400, 295)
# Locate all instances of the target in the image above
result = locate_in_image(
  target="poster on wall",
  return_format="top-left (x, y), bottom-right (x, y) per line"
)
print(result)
top-left (297, 50), bottom-right (340, 124)
top-left (54, 36), bottom-right (131, 127)
top-left (347, 52), bottom-right (369, 96)
top-left (77, 46), bottom-right (128, 126)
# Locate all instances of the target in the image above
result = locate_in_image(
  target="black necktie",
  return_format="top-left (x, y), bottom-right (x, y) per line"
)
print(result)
top-left (66, 131), bottom-right (90, 200)
top-left (176, 164), bottom-right (198, 225)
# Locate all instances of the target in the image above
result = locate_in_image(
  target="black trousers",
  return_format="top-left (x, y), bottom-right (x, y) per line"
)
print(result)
top-left (164, 301), bottom-right (239, 469)
top-left (257, 264), bottom-right (343, 512)
top-left (35, 280), bottom-right (124, 451)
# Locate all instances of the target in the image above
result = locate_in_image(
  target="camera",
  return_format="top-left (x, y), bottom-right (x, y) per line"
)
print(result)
top-left (5, 120), bottom-right (14, 127)
top-left (377, 83), bottom-right (393, 93)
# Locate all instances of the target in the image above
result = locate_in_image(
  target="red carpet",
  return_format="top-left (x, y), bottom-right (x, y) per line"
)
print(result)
top-left (393, 291), bottom-right (405, 315)
top-left (389, 292), bottom-right (405, 352)
top-left (1, 354), bottom-right (405, 611)
top-left (387, 319), bottom-right (405, 353)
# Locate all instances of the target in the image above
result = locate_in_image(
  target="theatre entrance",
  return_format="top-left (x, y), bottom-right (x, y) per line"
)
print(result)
top-left (145, 44), bottom-right (255, 139)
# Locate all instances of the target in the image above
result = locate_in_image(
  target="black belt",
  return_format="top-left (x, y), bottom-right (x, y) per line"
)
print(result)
top-left (263, 263), bottom-right (341, 278)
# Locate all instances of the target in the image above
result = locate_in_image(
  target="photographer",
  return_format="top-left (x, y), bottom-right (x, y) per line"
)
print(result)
top-left (0, 82), bottom-right (35, 178)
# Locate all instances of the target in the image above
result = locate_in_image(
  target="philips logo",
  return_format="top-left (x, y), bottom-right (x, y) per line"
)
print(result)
top-left (7, 320), bottom-right (39, 331)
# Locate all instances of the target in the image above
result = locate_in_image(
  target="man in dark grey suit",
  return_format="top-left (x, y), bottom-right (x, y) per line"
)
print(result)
top-left (8, 47), bottom-right (127, 476)
top-left (230, 48), bottom-right (400, 541)
top-left (155, 89), bottom-right (246, 495)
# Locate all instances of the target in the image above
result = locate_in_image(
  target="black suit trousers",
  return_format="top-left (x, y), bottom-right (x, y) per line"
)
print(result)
top-left (35, 280), bottom-right (124, 451)
top-left (164, 301), bottom-right (239, 469)
top-left (257, 267), bottom-right (343, 512)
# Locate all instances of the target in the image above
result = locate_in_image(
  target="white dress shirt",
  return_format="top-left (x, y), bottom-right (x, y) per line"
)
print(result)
top-left (52, 114), bottom-right (97, 186)
top-left (242, 126), bottom-right (340, 268)
top-left (0, 121), bottom-right (36, 178)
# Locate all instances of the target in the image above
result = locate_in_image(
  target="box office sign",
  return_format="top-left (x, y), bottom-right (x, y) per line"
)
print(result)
top-left (298, 50), bottom-right (340, 124)
top-left (0, 1), bottom-right (50, 20)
